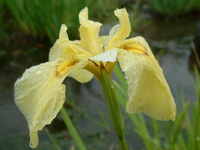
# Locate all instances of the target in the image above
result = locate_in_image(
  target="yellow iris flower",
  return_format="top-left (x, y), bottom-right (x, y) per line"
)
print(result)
top-left (14, 7), bottom-right (176, 148)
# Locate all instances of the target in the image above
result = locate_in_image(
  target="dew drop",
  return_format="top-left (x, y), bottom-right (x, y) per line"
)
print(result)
top-left (27, 73), bottom-right (31, 77)
top-left (36, 70), bottom-right (42, 75)
top-left (43, 73), bottom-right (47, 79)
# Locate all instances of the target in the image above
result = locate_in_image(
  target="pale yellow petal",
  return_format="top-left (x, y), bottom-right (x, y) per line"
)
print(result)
top-left (90, 50), bottom-right (117, 62)
top-left (117, 36), bottom-right (176, 121)
top-left (49, 39), bottom-right (62, 61)
top-left (49, 24), bottom-right (69, 61)
top-left (50, 24), bottom-right (92, 61)
top-left (105, 8), bottom-right (131, 51)
top-left (14, 58), bottom-right (87, 148)
top-left (79, 7), bottom-right (103, 55)
top-left (68, 69), bottom-right (94, 83)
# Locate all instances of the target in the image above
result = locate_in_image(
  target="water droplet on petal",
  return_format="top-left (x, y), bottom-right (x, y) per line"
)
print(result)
top-left (36, 70), bottom-right (42, 75)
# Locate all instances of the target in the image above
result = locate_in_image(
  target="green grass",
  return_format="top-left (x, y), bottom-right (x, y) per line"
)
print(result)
top-left (149, 0), bottom-right (200, 17)
top-left (3, 0), bottom-right (96, 42)
top-left (1, 0), bottom-right (120, 43)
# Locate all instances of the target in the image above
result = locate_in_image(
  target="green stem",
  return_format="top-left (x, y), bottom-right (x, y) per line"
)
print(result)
top-left (100, 68), bottom-right (128, 150)
top-left (60, 107), bottom-right (87, 150)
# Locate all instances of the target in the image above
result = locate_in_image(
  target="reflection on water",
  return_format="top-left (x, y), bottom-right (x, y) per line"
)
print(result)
top-left (159, 43), bottom-right (196, 106)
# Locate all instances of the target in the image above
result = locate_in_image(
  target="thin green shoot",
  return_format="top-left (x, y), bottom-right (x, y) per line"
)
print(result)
top-left (60, 107), bottom-right (86, 150)
top-left (45, 128), bottom-right (61, 150)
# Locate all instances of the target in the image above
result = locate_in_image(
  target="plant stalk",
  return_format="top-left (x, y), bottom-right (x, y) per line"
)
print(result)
top-left (100, 68), bottom-right (128, 150)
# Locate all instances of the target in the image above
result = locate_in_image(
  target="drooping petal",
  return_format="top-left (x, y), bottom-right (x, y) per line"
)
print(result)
top-left (105, 8), bottom-right (131, 51)
top-left (68, 68), bottom-right (94, 83)
top-left (14, 58), bottom-right (87, 148)
top-left (117, 36), bottom-right (176, 121)
top-left (79, 7), bottom-right (103, 55)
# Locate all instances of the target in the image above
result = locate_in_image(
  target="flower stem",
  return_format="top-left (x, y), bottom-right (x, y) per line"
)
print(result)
top-left (100, 68), bottom-right (128, 150)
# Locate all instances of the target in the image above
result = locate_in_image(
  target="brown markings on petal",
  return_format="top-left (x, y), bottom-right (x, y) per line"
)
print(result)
top-left (89, 59), bottom-right (99, 67)
top-left (123, 42), bottom-right (148, 56)
top-left (55, 60), bottom-right (78, 78)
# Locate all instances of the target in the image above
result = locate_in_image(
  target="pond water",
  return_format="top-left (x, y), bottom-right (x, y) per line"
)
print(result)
top-left (0, 18), bottom-right (199, 149)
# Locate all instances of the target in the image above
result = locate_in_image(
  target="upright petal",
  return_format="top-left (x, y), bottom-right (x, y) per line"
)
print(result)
top-left (79, 7), bottom-right (103, 55)
top-left (49, 39), bottom-right (62, 61)
top-left (105, 8), bottom-right (131, 51)
top-left (49, 24), bottom-right (69, 61)
top-left (49, 24), bottom-right (92, 61)
top-left (117, 36), bottom-right (176, 121)
top-left (14, 58), bottom-right (87, 148)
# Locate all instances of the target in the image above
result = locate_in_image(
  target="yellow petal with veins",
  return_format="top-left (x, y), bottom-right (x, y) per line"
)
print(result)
top-left (105, 8), bottom-right (131, 51)
top-left (79, 7), bottom-right (103, 55)
top-left (118, 36), bottom-right (176, 121)
top-left (14, 58), bottom-right (87, 148)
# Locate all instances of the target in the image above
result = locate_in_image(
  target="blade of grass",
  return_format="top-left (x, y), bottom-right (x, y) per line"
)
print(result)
top-left (113, 65), bottom-right (128, 90)
top-left (152, 119), bottom-right (161, 148)
top-left (60, 107), bottom-right (86, 150)
top-left (194, 66), bottom-right (200, 150)
top-left (171, 100), bottom-right (190, 149)
top-left (177, 135), bottom-right (187, 150)
top-left (45, 128), bottom-right (61, 150)
top-left (64, 97), bottom-right (113, 133)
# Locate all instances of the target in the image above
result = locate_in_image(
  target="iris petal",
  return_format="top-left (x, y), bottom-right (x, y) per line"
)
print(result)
top-left (79, 7), bottom-right (103, 55)
top-left (117, 36), bottom-right (176, 121)
top-left (68, 69), bottom-right (94, 83)
top-left (90, 50), bottom-right (117, 62)
top-left (49, 39), bottom-right (62, 61)
top-left (105, 8), bottom-right (131, 51)
top-left (50, 24), bottom-right (92, 61)
top-left (49, 24), bottom-right (69, 61)
top-left (14, 58), bottom-right (87, 148)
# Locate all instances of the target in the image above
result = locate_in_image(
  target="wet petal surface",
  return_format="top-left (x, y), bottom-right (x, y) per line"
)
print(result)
top-left (118, 37), bottom-right (176, 121)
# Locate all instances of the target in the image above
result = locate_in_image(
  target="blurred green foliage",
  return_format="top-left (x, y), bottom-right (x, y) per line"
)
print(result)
top-left (2, 0), bottom-right (97, 42)
top-left (149, 0), bottom-right (200, 17)
top-left (0, 0), bottom-right (120, 43)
